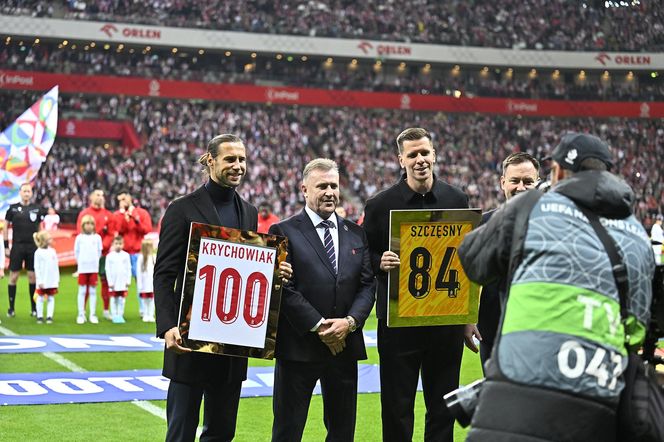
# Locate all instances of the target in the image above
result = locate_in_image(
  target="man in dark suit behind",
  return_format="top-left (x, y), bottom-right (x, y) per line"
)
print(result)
top-left (154, 134), bottom-right (292, 441)
top-left (473, 152), bottom-right (540, 371)
top-left (269, 158), bottom-right (375, 442)
top-left (363, 127), bottom-right (472, 442)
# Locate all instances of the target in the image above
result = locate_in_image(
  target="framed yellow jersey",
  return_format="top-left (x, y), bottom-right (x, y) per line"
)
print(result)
top-left (387, 208), bottom-right (481, 327)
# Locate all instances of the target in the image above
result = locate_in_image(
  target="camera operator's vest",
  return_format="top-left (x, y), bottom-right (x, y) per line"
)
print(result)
top-left (496, 191), bottom-right (653, 403)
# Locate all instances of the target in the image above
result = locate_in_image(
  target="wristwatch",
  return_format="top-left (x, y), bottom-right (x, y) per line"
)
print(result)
top-left (345, 315), bottom-right (357, 333)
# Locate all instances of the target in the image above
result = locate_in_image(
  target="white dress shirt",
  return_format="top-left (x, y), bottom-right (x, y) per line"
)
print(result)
top-left (304, 205), bottom-right (340, 331)
top-left (304, 205), bottom-right (339, 272)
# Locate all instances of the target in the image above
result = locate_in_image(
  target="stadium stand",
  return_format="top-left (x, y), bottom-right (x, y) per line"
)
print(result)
top-left (1, 5), bottom-right (663, 442)
top-left (2, 39), bottom-right (663, 101)
top-left (1, 90), bottom-right (661, 226)
top-left (47, 0), bottom-right (664, 51)
top-left (0, 1), bottom-right (661, 230)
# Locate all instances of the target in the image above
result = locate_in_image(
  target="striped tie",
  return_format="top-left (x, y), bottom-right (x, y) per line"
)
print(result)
top-left (320, 220), bottom-right (337, 274)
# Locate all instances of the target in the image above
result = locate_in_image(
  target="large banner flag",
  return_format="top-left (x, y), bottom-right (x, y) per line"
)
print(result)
top-left (0, 86), bottom-right (58, 216)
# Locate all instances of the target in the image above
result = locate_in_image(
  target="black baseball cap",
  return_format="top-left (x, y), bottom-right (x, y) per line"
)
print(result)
top-left (547, 133), bottom-right (613, 172)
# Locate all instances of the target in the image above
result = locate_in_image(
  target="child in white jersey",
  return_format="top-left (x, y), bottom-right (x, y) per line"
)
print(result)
top-left (74, 215), bottom-right (102, 324)
top-left (33, 231), bottom-right (59, 324)
top-left (105, 236), bottom-right (132, 323)
top-left (136, 239), bottom-right (156, 322)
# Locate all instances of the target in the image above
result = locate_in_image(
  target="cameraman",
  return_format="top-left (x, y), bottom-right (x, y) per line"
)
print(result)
top-left (458, 133), bottom-right (655, 442)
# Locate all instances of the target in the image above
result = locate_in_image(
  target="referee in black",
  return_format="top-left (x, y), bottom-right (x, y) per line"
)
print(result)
top-left (4, 183), bottom-right (46, 317)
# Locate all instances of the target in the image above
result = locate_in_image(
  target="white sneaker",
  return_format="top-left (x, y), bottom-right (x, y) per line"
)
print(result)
top-left (103, 310), bottom-right (112, 320)
top-left (89, 315), bottom-right (99, 324)
top-left (76, 314), bottom-right (86, 324)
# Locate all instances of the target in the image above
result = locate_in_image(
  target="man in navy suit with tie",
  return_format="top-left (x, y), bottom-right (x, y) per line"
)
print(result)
top-left (269, 158), bottom-right (376, 441)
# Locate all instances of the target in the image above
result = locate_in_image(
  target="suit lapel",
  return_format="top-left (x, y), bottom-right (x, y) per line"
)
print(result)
top-left (236, 196), bottom-right (257, 231)
top-left (237, 197), bottom-right (250, 230)
top-left (296, 211), bottom-right (337, 278)
top-left (191, 186), bottom-right (222, 225)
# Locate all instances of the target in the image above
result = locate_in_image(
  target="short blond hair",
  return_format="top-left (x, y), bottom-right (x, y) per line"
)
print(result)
top-left (302, 158), bottom-right (338, 182)
top-left (80, 214), bottom-right (96, 231)
top-left (33, 230), bottom-right (50, 248)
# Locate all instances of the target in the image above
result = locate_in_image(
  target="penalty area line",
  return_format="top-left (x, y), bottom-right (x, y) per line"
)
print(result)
top-left (43, 351), bottom-right (87, 373)
top-left (132, 399), bottom-right (166, 420)
top-left (0, 323), bottom-right (173, 425)
top-left (0, 324), bottom-right (19, 337)
top-left (0, 323), bottom-right (88, 373)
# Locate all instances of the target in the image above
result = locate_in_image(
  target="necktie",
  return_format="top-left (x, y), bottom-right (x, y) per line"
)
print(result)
top-left (319, 220), bottom-right (337, 274)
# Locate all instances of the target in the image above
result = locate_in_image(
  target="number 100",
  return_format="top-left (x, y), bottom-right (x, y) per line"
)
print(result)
top-left (198, 264), bottom-right (269, 328)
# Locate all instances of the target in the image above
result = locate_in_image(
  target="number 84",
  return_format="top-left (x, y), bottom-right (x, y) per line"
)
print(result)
top-left (408, 246), bottom-right (460, 299)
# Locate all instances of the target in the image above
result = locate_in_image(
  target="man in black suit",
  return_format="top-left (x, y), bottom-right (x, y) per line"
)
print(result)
top-left (155, 134), bottom-right (292, 442)
top-left (473, 152), bottom-right (540, 371)
top-left (363, 127), bottom-right (472, 442)
top-left (269, 158), bottom-right (375, 442)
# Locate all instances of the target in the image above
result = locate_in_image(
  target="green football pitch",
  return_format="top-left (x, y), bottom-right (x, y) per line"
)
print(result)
top-left (0, 269), bottom-right (483, 441)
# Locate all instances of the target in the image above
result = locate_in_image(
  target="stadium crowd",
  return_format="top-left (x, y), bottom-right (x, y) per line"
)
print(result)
top-left (3, 0), bottom-right (660, 52)
top-left (1, 4), bottom-right (661, 440)
top-left (1, 91), bottom-right (661, 226)
top-left (3, 41), bottom-right (663, 102)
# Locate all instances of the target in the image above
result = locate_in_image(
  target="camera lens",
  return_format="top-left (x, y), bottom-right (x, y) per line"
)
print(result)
top-left (443, 378), bottom-right (485, 427)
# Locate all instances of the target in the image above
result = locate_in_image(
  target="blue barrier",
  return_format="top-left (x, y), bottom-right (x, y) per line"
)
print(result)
top-left (0, 364), bottom-right (386, 405)
top-left (0, 331), bottom-right (378, 354)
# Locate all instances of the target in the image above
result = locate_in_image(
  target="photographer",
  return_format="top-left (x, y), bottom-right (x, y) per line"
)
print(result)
top-left (458, 133), bottom-right (655, 442)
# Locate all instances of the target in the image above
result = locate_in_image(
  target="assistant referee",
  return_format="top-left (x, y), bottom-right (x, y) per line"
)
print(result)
top-left (4, 183), bottom-right (46, 317)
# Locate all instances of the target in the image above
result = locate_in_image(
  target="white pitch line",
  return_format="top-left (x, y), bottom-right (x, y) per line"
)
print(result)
top-left (0, 323), bottom-right (88, 372)
top-left (132, 399), bottom-right (167, 420)
top-left (0, 324), bottom-right (18, 336)
top-left (0, 323), bottom-right (172, 424)
top-left (43, 351), bottom-right (87, 373)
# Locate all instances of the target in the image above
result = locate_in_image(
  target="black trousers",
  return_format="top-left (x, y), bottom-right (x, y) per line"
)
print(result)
top-left (166, 379), bottom-right (242, 442)
top-left (377, 320), bottom-right (464, 442)
top-left (479, 338), bottom-right (495, 376)
top-left (271, 358), bottom-right (358, 442)
top-left (477, 281), bottom-right (501, 376)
